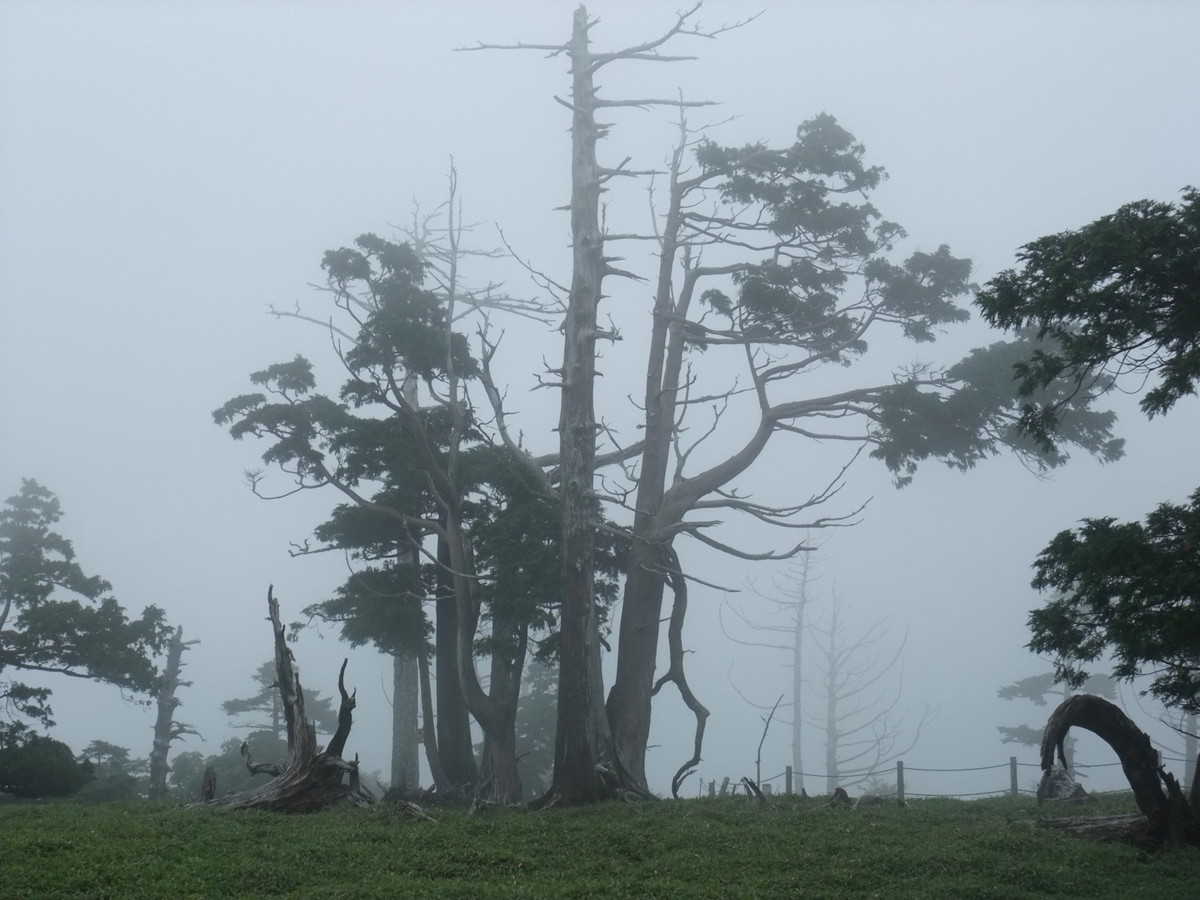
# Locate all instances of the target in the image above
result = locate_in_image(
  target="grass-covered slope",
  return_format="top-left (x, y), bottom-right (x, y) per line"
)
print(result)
top-left (2, 794), bottom-right (1197, 898)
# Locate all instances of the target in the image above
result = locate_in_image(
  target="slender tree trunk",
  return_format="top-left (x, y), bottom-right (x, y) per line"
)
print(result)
top-left (390, 527), bottom-right (421, 792)
top-left (436, 532), bottom-right (476, 788)
top-left (1184, 713), bottom-right (1197, 798)
top-left (416, 651), bottom-right (455, 794)
top-left (607, 545), bottom-right (669, 789)
top-left (792, 595), bottom-right (806, 794)
top-left (391, 650), bottom-right (420, 792)
top-left (824, 601), bottom-right (840, 794)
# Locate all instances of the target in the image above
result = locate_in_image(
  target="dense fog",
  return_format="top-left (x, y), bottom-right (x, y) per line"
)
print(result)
top-left (1, 0), bottom-right (1196, 800)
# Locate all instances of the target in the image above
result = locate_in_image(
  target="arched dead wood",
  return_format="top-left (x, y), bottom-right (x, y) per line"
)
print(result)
top-left (1038, 694), bottom-right (1198, 849)
top-left (216, 586), bottom-right (374, 812)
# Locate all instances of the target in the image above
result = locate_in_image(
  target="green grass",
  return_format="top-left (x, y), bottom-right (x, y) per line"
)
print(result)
top-left (2, 793), bottom-right (1197, 898)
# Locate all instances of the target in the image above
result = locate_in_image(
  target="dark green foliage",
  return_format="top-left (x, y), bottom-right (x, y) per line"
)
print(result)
top-left (1027, 489), bottom-right (1200, 712)
top-left (0, 734), bottom-right (93, 798)
top-left (694, 115), bottom-right (971, 359)
top-left (687, 116), bottom-right (1119, 491)
top-left (218, 230), bottom-right (624, 671)
top-left (977, 187), bottom-right (1200, 433)
top-left (976, 192), bottom-right (1200, 715)
top-left (328, 234), bottom-right (477, 384)
top-left (870, 338), bottom-right (1123, 486)
top-left (0, 480), bottom-right (170, 735)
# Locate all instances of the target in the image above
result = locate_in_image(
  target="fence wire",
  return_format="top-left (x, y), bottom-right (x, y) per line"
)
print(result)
top-left (701, 753), bottom-right (1194, 800)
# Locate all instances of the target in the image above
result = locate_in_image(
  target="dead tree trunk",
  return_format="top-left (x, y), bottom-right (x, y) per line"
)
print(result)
top-left (218, 587), bottom-right (374, 811)
top-left (1037, 694), bottom-right (1199, 849)
top-left (548, 4), bottom-right (614, 807)
top-left (147, 625), bottom-right (198, 800)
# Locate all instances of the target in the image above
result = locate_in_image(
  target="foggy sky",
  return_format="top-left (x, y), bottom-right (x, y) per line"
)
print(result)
top-left (1, 0), bottom-right (1197, 797)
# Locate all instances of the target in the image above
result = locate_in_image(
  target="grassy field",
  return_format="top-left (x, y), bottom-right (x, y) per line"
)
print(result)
top-left (2, 792), bottom-right (1197, 898)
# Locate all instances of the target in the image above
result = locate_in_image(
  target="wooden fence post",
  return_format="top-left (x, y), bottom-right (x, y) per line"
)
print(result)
top-left (896, 761), bottom-right (905, 805)
top-left (719, 776), bottom-right (730, 796)
top-left (1010, 756), bottom-right (1019, 797)
top-left (708, 779), bottom-right (715, 798)
top-left (785, 766), bottom-right (793, 795)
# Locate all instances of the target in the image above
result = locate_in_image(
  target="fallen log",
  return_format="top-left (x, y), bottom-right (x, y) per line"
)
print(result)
top-left (216, 586), bottom-right (374, 812)
top-left (1037, 694), bottom-right (1198, 849)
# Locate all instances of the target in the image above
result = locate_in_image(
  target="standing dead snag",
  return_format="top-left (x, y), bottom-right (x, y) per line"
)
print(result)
top-left (1038, 694), bottom-right (1198, 849)
top-left (218, 587), bottom-right (374, 811)
top-left (147, 625), bottom-right (199, 800)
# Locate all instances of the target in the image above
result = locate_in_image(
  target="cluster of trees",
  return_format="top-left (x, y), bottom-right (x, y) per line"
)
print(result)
top-left (2, 8), bottom-right (1192, 819)
top-left (209, 5), bottom-right (1127, 807)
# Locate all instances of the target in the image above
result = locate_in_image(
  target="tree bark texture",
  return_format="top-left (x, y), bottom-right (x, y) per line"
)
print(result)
top-left (1038, 694), bottom-right (1198, 849)
top-left (218, 587), bottom-right (373, 811)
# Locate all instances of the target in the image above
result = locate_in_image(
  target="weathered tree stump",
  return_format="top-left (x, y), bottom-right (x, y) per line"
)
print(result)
top-left (1037, 694), bottom-right (1198, 849)
top-left (216, 586), bottom-right (374, 812)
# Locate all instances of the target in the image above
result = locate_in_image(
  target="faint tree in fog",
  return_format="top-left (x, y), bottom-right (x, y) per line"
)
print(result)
top-left (726, 552), bottom-right (931, 794)
top-left (997, 668), bottom-right (1116, 774)
top-left (809, 592), bottom-right (933, 793)
top-left (722, 547), bottom-right (824, 794)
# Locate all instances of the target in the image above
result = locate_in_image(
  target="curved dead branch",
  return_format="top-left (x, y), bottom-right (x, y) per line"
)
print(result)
top-left (651, 548), bottom-right (709, 798)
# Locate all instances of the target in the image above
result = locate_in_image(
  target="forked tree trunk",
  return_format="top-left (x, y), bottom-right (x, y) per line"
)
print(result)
top-left (218, 587), bottom-right (374, 811)
top-left (1037, 694), bottom-right (1199, 849)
